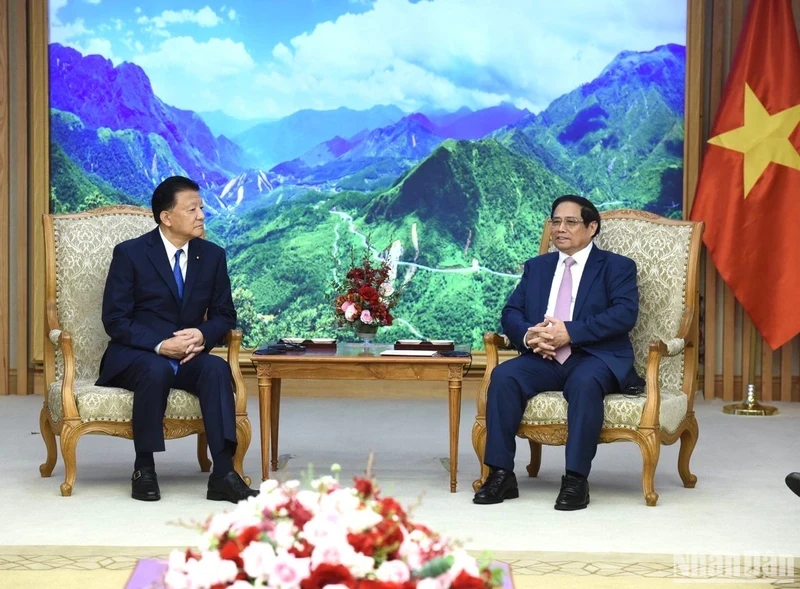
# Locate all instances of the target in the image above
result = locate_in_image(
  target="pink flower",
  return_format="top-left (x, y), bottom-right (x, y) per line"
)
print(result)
top-left (344, 306), bottom-right (358, 322)
top-left (341, 301), bottom-right (353, 313)
top-left (241, 541), bottom-right (277, 580)
top-left (270, 553), bottom-right (311, 589)
top-left (360, 310), bottom-right (373, 324)
top-left (376, 559), bottom-right (411, 583)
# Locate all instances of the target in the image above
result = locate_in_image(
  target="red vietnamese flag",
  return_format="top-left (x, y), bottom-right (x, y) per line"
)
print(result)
top-left (690, 0), bottom-right (800, 350)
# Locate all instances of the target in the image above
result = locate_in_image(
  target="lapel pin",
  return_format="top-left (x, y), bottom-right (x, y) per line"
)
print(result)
top-left (196, 256), bottom-right (200, 260)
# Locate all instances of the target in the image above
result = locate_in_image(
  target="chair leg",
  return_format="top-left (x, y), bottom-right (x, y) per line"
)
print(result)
top-left (526, 440), bottom-right (542, 477)
top-left (39, 407), bottom-right (58, 478)
top-left (678, 414), bottom-right (698, 488)
top-left (639, 429), bottom-right (660, 506)
top-left (59, 424), bottom-right (79, 497)
top-left (235, 416), bottom-right (252, 487)
top-left (471, 420), bottom-right (490, 492)
top-left (197, 433), bottom-right (211, 472)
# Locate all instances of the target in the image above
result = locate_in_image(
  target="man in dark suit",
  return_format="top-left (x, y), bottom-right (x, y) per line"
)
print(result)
top-left (97, 176), bottom-right (257, 503)
top-left (474, 195), bottom-right (643, 510)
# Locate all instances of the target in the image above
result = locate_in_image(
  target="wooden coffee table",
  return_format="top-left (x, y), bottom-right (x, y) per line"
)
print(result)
top-left (250, 343), bottom-right (472, 492)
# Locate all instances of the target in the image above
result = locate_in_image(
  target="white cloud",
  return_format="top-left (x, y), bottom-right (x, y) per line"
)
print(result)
top-left (227, 0), bottom-right (685, 118)
top-left (132, 37), bottom-right (255, 110)
top-left (228, 9), bottom-right (237, 20)
top-left (138, 6), bottom-right (223, 29)
top-left (49, 0), bottom-right (68, 26)
top-left (86, 0), bottom-right (102, 4)
top-left (134, 6), bottom-right (141, 14)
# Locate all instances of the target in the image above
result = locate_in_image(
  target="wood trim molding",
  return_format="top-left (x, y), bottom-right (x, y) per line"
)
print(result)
top-left (683, 0), bottom-right (705, 215)
top-left (29, 0), bottom-right (48, 367)
top-left (11, 0), bottom-right (28, 394)
top-left (712, 374), bottom-right (799, 402)
top-left (0, 0), bottom-right (9, 396)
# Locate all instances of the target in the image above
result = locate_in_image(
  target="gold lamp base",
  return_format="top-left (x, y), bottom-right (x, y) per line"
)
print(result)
top-left (722, 384), bottom-right (778, 416)
top-left (722, 400), bottom-right (778, 416)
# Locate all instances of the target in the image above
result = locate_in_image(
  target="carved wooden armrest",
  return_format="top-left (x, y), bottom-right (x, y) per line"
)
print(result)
top-left (226, 329), bottom-right (248, 414)
top-left (47, 329), bottom-right (80, 421)
top-left (639, 336), bottom-right (686, 430)
top-left (652, 337), bottom-right (686, 357)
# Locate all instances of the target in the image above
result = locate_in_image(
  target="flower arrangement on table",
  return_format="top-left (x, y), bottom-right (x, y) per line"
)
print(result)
top-left (332, 246), bottom-right (402, 340)
top-left (165, 465), bottom-right (504, 589)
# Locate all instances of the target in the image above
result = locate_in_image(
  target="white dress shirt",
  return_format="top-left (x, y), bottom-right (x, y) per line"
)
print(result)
top-left (545, 241), bottom-right (593, 320)
top-left (154, 229), bottom-right (189, 354)
top-left (524, 241), bottom-right (594, 349)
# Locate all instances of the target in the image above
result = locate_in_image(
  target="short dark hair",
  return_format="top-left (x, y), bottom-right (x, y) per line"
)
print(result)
top-left (151, 176), bottom-right (200, 225)
top-left (550, 194), bottom-right (601, 237)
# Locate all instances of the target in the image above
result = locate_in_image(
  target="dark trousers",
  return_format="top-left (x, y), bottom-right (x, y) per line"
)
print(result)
top-left (108, 353), bottom-right (237, 456)
top-left (484, 349), bottom-right (617, 477)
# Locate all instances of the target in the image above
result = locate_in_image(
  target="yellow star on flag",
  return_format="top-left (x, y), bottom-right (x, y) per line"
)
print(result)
top-left (708, 83), bottom-right (800, 197)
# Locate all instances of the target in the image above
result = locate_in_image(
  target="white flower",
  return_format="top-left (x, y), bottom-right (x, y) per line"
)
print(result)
top-left (184, 551), bottom-right (238, 588)
top-left (229, 582), bottom-right (255, 589)
top-left (271, 520), bottom-right (298, 550)
top-left (164, 568), bottom-right (189, 589)
top-left (195, 532), bottom-right (216, 553)
top-left (296, 489), bottom-right (322, 514)
top-left (241, 541), bottom-right (277, 580)
top-left (342, 507), bottom-right (384, 533)
top-left (311, 475), bottom-right (340, 493)
top-left (268, 553), bottom-right (310, 589)
top-left (301, 514), bottom-right (347, 546)
top-left (311, 539), bottom-right (375, 577)
top-left (168, 549), bottom-right (187, 570)
top-left (324, 585), bottom-right (351, 589)
top-left (319, 488), bottom-right (361, 514)
top-left (376, 559), bottom-right (411, 583)
top-left (379, 282), bottom-right (395, 297)
top-left (260, 479), bottom-right (280, 494)
top-left (398, 535), bottom-right (424, 571)
top-left (347, 551), bottom-right (376, 577)
top-left (331, 463), bottom-right (342, 473)
top-left (416, 578), bottom-right (444, 589)
top-left (257, 488), bottom-right (290, 513)
top-left (446, 549), bottom-right (480, 580)
top-left (207, 512), bottom-right (236, 538)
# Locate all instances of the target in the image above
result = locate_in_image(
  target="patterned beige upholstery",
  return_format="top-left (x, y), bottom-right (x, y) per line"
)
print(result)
top-left (523, 218), bottom-right (695, 432)
top-left (48, 381), bottom-right (202, 423)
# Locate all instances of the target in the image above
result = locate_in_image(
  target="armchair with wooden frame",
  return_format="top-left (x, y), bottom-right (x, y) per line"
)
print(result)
top-left (472, 209), bottom-right (704, 506)
top-left (39, 206), bottom-right (252, 496)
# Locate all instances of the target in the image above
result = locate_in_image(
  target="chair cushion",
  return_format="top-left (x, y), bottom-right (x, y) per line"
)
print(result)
top-left (48, 380), bottom-right (202, 424)
top-left (520, 390), bottom-right (688, 435)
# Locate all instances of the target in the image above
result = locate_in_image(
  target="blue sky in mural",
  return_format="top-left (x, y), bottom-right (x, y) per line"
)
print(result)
top-left (50, 0), bottom-right (686, 120)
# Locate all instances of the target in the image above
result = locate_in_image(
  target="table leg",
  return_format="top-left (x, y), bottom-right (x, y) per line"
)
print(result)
top-left (257, 375), bottom-right (272, 481)
top-left (448, 370), bottom-right (463, 493)
top-left (270, 378), bottom-right (282, 471)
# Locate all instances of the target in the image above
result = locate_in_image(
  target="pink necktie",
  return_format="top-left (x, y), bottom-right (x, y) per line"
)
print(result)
top-left (554, 257), bottom-right (576, 364)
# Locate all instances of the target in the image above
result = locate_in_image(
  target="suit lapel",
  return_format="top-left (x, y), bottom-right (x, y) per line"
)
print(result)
top-left (181, 239), bottom-right (201, 310)
top-left (573, 245), bottom-right (605, 318)
top-left (538, 253), bottom-right (558, 321)
top-left (146, 229), bottom-right (180, 304)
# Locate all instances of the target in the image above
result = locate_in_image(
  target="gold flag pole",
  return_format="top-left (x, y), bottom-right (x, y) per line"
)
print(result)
top-left (723, 323), bottom-right (778, 416)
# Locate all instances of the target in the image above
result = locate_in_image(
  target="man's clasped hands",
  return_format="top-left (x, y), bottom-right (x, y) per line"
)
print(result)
top-left (525, 316), bottom-right (570, 360)
top-left (159, 328), bottom-right (205, 364)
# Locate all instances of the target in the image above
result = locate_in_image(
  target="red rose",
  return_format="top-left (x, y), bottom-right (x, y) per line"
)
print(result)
top-left (347, 531), bottom-right (376, 556)
top-left (237, 526), bottom-right (261, 547)
top-left (219, 539), bottom-right (243, 568)
top-left (301, 564), bottom-right (356, 589)
top-left (284, 498), bottom-right (314, 529)
top-left (378, 497), bottom-right (406, 521)
top-left (359, 285), bottom-right (380, 303)
top-left (451, 571), bottom-right (487, 589)
top-left (354, 477), bottom-right (374, 497)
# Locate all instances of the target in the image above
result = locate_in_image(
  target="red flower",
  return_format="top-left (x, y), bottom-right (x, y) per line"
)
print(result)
top-left (301, 563), bottom-right (356, 589)
top-left (359, 285), bottom-right (380, 303)
top-left (219, 539), bottom-right (243, 568)
top-left (284, 497), bottom-right (314, 529)
top-left (378, 497), bottom-right (406, 522)
top-left (451, 571), bottom-right (487, 589)
top-left (347, 531), bottom-right (376, 556)
top-left (236, 526), bottom-right (261, 547)
top-left (354, 477), bottom-right (375, 498)
top-left (289, 538), bottom-right (314, 558)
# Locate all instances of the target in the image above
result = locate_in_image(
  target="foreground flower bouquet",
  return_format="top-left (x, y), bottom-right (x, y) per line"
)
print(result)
top-left (165, 466), bottom-right (504, 589)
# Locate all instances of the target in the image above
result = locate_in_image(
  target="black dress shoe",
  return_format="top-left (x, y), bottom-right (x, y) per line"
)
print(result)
top-left (473, 468), bottom-right (519, 505)
top-left (554, 473), bottom-right (589, 511)
top-left (207, 471), bottom-right (259, 503)
top-left (131, 467), bottom-right (160, 502)
top-left (786, 473), bottom-right (800, 498)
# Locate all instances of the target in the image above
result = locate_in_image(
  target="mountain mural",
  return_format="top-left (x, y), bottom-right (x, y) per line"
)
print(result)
top-left (50, 41), bottom-right (685, 348)
top-left (49, 43), bottom-right (243, 198)
top-left (234, 105), bottom-right (407, 169)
